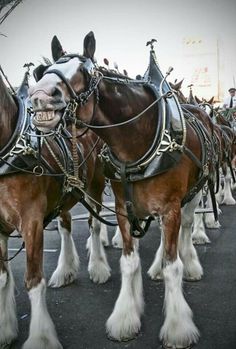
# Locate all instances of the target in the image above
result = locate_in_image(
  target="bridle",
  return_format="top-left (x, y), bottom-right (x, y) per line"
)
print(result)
top-left (43, 54), bottom-right (103, 128)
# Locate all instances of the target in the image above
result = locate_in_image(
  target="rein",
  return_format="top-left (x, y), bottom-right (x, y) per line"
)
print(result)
top-left (70, 91), bottom-right (172, 130)
top-left (0, 241), bottom-right (25, 262)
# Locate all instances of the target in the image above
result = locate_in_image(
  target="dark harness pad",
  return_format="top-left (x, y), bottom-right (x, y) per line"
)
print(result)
top-left (144, 50), bottom-right (184, 137)
top-left (100, 50), bottom-right (184, 182)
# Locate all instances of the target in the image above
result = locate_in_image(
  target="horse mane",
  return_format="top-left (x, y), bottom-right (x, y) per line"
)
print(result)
top-left (98, 66), bottom-right (132, 80)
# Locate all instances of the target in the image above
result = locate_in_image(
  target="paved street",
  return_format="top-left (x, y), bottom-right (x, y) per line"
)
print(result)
top-left (9, 198), bottom-right (236, 349)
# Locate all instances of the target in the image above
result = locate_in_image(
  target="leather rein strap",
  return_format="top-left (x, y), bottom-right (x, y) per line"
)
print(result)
top-left (120, 163), bottom-right (154, 238)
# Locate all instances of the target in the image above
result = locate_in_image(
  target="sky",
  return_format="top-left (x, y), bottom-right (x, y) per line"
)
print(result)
top-left (1, 0), bottom-right (236, 100)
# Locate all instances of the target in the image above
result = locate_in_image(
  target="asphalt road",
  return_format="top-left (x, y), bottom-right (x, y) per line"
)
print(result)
top-left (8, 196), bottom-right (236, 349)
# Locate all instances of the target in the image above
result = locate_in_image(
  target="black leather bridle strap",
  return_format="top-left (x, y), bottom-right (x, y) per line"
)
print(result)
top-left (44, 69), bottom-right (78, 100)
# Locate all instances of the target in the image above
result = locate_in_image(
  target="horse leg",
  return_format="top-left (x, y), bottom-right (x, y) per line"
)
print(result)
top-left (160, 202), bottom-right (199, 348)
top-left (22, 218), bottom-right (62, 349)
top-left (100, 223), bottom-right (109, 246)
top-left (106, 215), bottom-right (144, 341)
top-left (112, 226), bottom-right (123, 249)
top-left (179, 192), bottom-right (203, 281)
top-left (0, 234), bottom-right (18, 348)
top-left (204, 191), bottom-right (221, 228)
top-left (87, 214), bottom-right (111, 284)
top-left (192, 211), bottom-right (210, 244)
top-left (192, 193), bottom-right (211, 244)
top-left (87, 221), bottom-right (110, 250)
top-left (49, 211), bottom-right (80, 288)
top-left (215, 174), bottom-right (224, 204)
top-left (222, 166), bottom-right (236, 205)
top-left (147, 221), bottom-right (164, 280)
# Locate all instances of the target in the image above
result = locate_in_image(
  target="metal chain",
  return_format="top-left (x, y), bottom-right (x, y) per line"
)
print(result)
top-left (72, 122), bottom-right (79, 178)
top-left (43, 137), bottom-right (84, 190)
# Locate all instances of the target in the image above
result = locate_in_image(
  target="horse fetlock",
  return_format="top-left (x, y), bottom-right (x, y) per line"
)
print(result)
top-left (222, 196), bottom-right (236, 205)
top-left (160, 315), bottom-right (199, 349)
top-left (192, 227), bottom-right (211, 245)
top-left (49, 265), bottom-right (79, 288)
top-left (183, 259), bottom-right (203, 281)
top-left (192, 235), bottom-right (211, 245)
top-left (106, 308), bottom-right (141, 341)
top-left (0, 328), bottom-right (18, 349)
top-left (100, 223), bottom-right (109, 247)
top-left (0, 270), bottom-right (8, 289)
top-left (111, 228), bottom-right (123, 249)
top-left (22, 335), bottom-right (63, 349)
top-left (147, 262), bottom-right (163, 280)
top-left (88, 257), bottom-right (111, 284)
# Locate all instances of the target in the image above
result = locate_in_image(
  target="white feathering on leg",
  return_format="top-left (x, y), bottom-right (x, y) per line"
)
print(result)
top-left (192, 212), bottom-right (210, 245)
top-left (112, 226), bottom-right (123, 249)
top-left (49, 218), bottom-right (79, 288)
top-left (23, 279), bottom-right (62, 349)
top-left (88, 218), bottom-right (111, 283)
top-left (0, 266), bottom-right (18, 347)
top-left (160, 256), bottom-right (199, 348)
top-left (106, 249), bottom-right (144, 341)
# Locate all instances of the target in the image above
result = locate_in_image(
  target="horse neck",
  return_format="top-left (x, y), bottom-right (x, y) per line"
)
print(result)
top-left (176, 90), bottom-right (187, 104)
top-left (217, 114), bottom-right (230, 127)
top-left (0, 75), bottom-right (18, 147)
top-left (91, 80), bottom-right (158, 163)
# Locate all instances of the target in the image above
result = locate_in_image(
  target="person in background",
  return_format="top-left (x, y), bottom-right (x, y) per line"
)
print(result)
top-left (223, 87), bottom-right (236, 109)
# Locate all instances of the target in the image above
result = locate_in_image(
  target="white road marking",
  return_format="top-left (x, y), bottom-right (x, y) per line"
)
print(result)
top-left (8, 248), bottom-right (57, 253)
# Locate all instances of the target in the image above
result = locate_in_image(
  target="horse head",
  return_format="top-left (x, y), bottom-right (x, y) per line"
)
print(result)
top-left (30, 32), bottom-right (97, 132)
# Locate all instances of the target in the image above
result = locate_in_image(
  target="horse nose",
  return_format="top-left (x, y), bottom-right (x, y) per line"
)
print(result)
top-left (30, 90), bottom-right (50, 110)
top-left (30, 86), bottom-right (63, 110)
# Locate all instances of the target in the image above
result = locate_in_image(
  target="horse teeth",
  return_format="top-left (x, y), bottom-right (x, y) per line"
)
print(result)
top-left (35, 111), bottom-right (55, 121)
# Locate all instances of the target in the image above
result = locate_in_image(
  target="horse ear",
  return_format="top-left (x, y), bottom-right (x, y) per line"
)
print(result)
top-left (174, 78), bottom-right (184, 91)
top-left (33, 64), bottom-right (48, 82)
top-left (51, 35), bottom-right (64, 62)
top-left (83, 31), bottom-right (96, 60)
top-left (195, 95), bottom-right (202, 104)
top-left (208, 96), bottom-right (214, 105)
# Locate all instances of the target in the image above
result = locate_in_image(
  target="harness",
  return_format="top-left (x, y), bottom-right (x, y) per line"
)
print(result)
top-left (42, 49), bottom-right (217, 238)
top-left (0, 90), bottom-right (92, 229)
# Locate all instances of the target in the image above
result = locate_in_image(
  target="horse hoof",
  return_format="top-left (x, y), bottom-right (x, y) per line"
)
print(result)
top-left (107, 333), bottom-right (137, 342)
top-left (192, 238), bottom-right (211, 245)
top-left (184, 276), bottom-right (202, 282)
top-left (162, 342), bottom-right (194, 349)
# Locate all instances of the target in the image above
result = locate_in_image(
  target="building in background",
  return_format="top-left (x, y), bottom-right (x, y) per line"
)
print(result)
top-left (182, 37), bottom-right (224, 102)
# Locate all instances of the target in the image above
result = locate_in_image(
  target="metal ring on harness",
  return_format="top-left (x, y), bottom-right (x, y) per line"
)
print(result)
top-left (33, 165), bottom-right (44, 176)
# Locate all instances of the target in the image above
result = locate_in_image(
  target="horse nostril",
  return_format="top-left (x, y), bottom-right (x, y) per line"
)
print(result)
top-left (31, 97), bottom-right (39, 109)
top-left (51, 87), bottom-right (62, 99)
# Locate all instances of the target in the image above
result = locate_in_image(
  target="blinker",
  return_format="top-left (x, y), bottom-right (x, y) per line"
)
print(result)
top-left (83, 59), bottom-right (95, 76)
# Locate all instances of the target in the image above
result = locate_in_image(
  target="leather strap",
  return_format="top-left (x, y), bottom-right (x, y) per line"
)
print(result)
top-left (120, 163), bottom-right (153, 238)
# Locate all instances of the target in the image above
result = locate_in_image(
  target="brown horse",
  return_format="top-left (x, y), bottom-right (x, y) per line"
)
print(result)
top-left (0, 71), bottom-right (108, 349)
top-left (213, 110), bottom-right (236, 204)
top-left (29, 32), bottom-right (218, 348)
